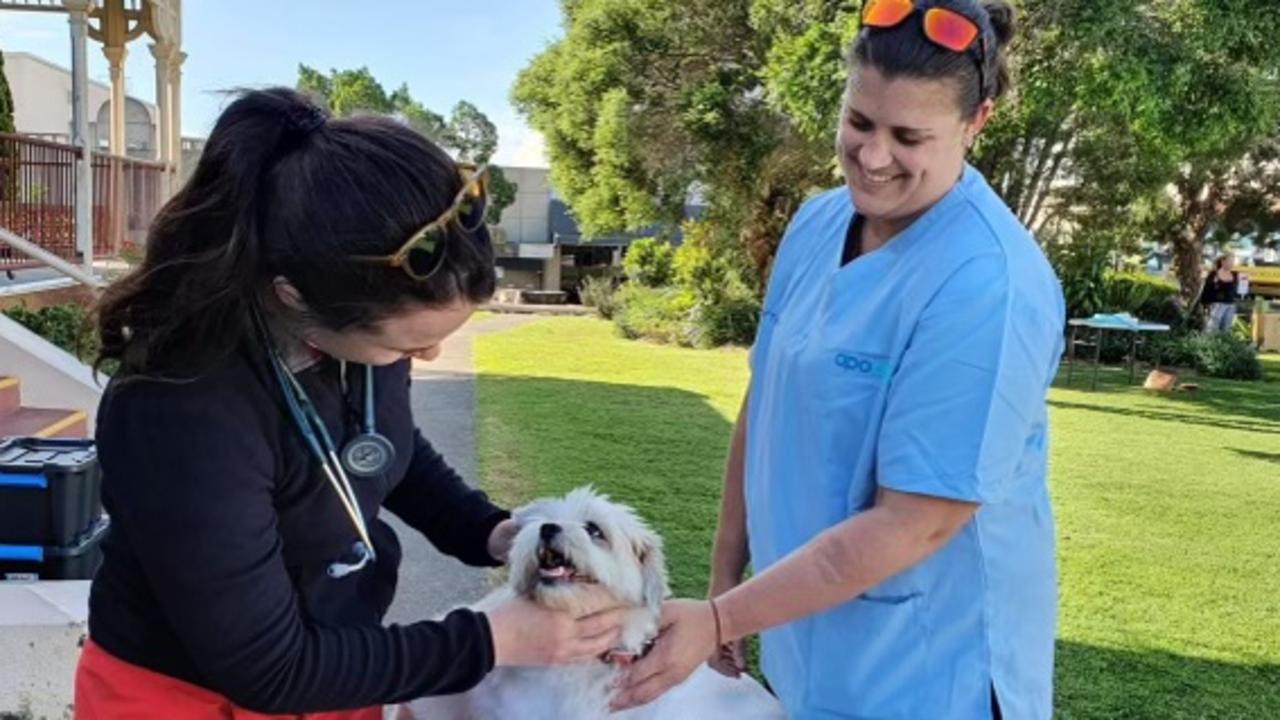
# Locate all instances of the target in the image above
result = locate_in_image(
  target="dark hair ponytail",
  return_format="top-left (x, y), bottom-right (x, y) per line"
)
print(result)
top-left (96, 87), bottom-right (495, 379)
top-left (982, 0), bottom-right (1016, 101)
top-left (851, 0), bottom-right (1017, 117)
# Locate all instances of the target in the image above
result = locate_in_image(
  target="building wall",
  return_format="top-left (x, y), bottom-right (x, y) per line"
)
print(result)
top-left (2, 52), bottom-right (156, 157)
top-left (498, 267), bottom-right (544, 290)
top-left (496, 166), bottom-right (552, 246)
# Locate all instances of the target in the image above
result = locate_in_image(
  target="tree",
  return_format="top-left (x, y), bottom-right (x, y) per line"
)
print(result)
top-left (296, 65), bottom-right (518, 224)
top-left (514, 0), bottom-right (840, 290)
top-left (389, 83), bottom-right (449, 143)
top-left (295, 64), bottom-right (333, 107)
top-left (449, 101), bottom-right (498, 164)
top-left (1, 48), bottom-right (16, 200)
top-left (964, 0), bottom-right (1280, 300)
top-left (519, 1), bottom-right (1280, 301)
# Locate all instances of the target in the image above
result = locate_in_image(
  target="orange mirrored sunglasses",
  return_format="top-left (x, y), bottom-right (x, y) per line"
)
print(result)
top-left (861, 0), bottom-right (988, 97)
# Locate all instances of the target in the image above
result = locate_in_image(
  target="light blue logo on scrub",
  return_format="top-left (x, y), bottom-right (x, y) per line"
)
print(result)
top-left (834, 352), bottom-right (893, 381)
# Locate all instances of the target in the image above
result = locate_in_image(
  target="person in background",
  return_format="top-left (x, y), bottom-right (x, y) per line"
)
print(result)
top-left (1200, 255), bottom-right (1242, 333)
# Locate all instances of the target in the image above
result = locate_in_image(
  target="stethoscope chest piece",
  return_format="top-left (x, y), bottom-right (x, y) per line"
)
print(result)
top-left (341, 432), bottom-right (396, 478)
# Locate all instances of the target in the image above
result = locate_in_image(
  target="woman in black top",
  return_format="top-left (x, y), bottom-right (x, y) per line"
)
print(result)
top-left (75, 88), bottom-right (625, 719)
top-left (1200, 255), bottom-right (1241, 333)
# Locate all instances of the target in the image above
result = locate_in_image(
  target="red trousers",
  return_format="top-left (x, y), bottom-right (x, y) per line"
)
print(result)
top-left (74, 638), bottom-right (382, 720)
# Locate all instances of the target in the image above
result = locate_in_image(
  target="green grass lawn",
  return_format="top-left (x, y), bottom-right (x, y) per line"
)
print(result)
top-left (473, 316), bottom-right (1280, 719)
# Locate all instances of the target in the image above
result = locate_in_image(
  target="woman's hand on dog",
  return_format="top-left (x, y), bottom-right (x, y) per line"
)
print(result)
top-left (486, 596), bottom-right (627, 667)
top-left (610, 599), bottom-right (719, 711)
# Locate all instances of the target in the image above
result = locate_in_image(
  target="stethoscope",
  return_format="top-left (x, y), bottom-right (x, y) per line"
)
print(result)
top-left (251, 306), bottom-right (397, 579)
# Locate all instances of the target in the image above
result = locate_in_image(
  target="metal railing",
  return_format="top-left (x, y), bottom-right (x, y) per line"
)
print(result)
top-left (93, 150), bottom-right (165, 256)
top-left (0, 133), bottom-right (79, 272)
top-left (0, 132), bottom-right (165, 273)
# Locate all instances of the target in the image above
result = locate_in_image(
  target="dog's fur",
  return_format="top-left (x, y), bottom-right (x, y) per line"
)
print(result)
top-left (402, 488), bottom-right (786, 720)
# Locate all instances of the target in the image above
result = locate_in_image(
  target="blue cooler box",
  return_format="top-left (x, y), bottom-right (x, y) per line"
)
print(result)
top-left (0, 437), bottom-right (101, 546)
top-left (0, 515), bottom-right (109, 581)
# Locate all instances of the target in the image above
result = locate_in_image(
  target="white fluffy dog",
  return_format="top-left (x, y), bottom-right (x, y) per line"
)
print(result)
top-left (402, 487), bottom-right (786, 720)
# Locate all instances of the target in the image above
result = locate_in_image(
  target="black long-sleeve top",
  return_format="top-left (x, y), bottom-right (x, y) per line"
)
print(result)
top-left (1200, 270), bottom-right (1240, 305)
top-left (87, 344), bottom-right (509, 713)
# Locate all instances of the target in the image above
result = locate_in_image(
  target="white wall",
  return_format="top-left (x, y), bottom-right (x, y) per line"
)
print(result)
top-left (0, 312), bottom-right (103, 432)
top-left (496, 166), bottom-right (553, 246)
top-left (3, 51), bottom-right (156, 144)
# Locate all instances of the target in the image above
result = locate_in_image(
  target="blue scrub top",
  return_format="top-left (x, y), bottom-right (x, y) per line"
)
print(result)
top-left (745, 165), bottom-right (1065, 720)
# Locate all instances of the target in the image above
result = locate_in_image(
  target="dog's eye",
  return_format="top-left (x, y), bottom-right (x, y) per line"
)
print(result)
top-left (584, 521), bottom-right (607, 542)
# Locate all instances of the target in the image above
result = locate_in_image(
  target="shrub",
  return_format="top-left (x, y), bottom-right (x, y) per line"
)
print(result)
top-left (612, 285), bottom-right (696, 346)
top-left (1184, 332), bottom-right (1263, 381)
top-left (579, 275), bottom-right (620, 320)
top-left (688, 288), bottom-right (760, 348)
top-left (673, 241), bottom-right (726, 299)
top-left (1144, 330), bottom-right (1262, 380)
top-left (622, 238), bottom-right (676, 288)
top-left (673, 238), bottom-right (762, 347)
top-left (3, 302), bottom-right (98, 362)
top-left (1050, 243), bottom-right (1109, 319)
top-left (1142, 331), bottom-right (1198, 369)
top-left (1101, 272), bottom-right (1183, 326)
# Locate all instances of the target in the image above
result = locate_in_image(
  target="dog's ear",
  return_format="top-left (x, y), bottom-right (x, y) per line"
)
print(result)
top-left (633, 527), bottom-right (669, 614)
top-left (512, 499), bottom-right (549, 525)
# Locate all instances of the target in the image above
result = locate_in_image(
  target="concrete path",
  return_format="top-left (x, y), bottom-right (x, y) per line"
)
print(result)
top-left (383, 313), bottom-right (534, 625)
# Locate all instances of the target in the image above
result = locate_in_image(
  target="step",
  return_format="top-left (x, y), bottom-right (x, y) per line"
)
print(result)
top-left (0, 581), bottom-right (90, 720)
top-left (0, 377), bottom-right (17, 416)
top-left (0, 407), bottom-right (88, 439)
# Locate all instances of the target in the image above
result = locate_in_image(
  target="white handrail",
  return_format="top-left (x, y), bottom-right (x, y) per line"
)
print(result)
top-left (0, 227), bottom-right (106, 290)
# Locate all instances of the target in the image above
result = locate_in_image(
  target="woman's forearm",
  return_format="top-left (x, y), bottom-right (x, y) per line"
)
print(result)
top-left (714, 491), bottom-right (976, 643)
top-left (709, 394), bottom-right (750, 590)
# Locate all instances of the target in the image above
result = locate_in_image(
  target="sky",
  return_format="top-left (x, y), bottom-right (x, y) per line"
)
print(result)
top-left (0, 1), bottom-right (563, 166)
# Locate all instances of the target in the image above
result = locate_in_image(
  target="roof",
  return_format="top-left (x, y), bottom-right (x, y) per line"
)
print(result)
top-left (549, 199), bottom-right (702, 247)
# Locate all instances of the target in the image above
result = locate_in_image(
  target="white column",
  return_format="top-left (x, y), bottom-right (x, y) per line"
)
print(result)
top-left (149, 42), bottom-right (172, 196)
top-left (544, 244), bottom-right (563, 291)
top-left (103, 45), bottom-right (128, 157)
top-left (66, 0), bottom-right (94, 269)
top-left (168, 50), bottom-right (186, 182)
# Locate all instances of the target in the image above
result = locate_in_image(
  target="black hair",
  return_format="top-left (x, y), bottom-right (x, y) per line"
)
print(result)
top-left (851, 0), bottom-right (1016, 117)
top-left (96, 87), bottom-right (495, 378)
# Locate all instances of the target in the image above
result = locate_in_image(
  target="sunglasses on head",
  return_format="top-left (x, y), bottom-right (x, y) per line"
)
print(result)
top-left (861, 0), bottom-right (988, 99)
top-left (350, 163), bottom-right (490, 281)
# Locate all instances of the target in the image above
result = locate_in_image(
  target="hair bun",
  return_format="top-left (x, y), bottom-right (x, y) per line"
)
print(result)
top-left (982, 0), bottom-right (1016, 48)
top-left (284, 103), bottom-right (328, 137)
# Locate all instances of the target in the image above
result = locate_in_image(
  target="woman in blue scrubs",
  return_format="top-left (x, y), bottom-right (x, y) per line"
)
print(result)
top-left (614, 1), bottom-right (1064, 718)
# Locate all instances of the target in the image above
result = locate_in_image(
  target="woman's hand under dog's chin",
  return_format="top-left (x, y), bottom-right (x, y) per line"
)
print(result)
top-left (486, 596), bottom-right (629, 667)
top-left (610, 599), bottom-right (719, 711)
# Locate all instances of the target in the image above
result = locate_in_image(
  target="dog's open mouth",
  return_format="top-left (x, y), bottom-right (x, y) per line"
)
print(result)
top-left (537, 546), bottom-right (596, 584)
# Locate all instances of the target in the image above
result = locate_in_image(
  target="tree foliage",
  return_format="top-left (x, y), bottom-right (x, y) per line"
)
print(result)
top-left (514, 0), bottom-right (839, 289)
top-left (0, 47), bottom-right (16, 200)
top-left (517, 0), bottom-right (1280, 300)
top-left (297, 65), bottom-right (518, 224)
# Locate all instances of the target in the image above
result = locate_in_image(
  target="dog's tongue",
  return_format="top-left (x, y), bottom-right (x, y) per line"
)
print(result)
top-left (540, 566), bottom-right (570, 579)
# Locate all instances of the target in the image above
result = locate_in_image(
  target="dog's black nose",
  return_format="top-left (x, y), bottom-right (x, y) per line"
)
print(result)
top-left (540, 523), bottom-right (561, 541)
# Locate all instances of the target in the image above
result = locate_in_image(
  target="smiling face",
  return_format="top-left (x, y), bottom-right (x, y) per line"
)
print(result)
top-left (837, 64), bottom-right (992, 233)
top-left (509, 488), bottom-right (668, 620)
